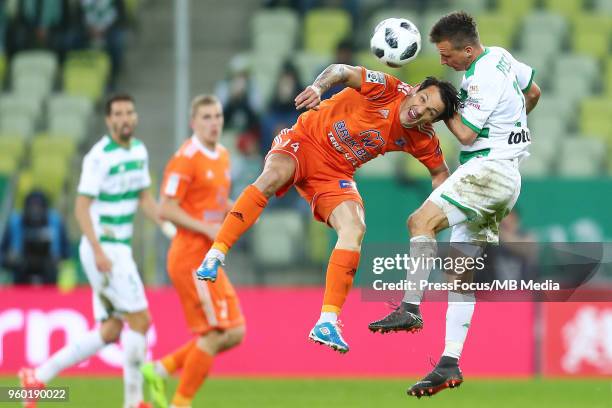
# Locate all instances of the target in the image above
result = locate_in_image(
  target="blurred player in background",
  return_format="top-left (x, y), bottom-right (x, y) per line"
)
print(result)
top-left (197, 64), bottom-right (459, 353)
top-left (141, 95), bottom-right (245, 408)
top-left (369, 11), bottom-right (541, 397)
top-left (19, 94), bottom-right (160, 408)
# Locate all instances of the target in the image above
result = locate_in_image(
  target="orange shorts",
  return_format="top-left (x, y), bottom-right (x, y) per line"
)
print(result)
top-left (267, 129), bottom-right (364, 224)
top-left (167, 249), bottom-right (245, 335)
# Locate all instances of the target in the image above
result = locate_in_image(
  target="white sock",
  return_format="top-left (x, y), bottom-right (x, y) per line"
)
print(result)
top-left (35, 330), bottom-right (105, 383)
top-left (402, 235), bottom-right (437, 305)
top-left (443, 291), bottom-right (476, 359)
top-left (317, 312), bottom-right (338, 324)
top-left (154, 360), bottom-right (168, 378)
top-left (122, 330), bottom-right (146, 407)
top-left (207, 248), bottom-right (225, 264)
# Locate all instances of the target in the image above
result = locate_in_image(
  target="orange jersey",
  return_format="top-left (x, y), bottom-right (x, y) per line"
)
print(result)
top-left (293, 67), bottom-right (444, 175)
top-left (162, 136), bottom-right (231, 253)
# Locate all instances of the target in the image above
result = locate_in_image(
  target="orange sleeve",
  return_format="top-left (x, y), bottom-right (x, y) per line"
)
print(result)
top-left (358, 67), bottom-right (400, 103)
top-left (407, 131), bottom-right (445, 170)
top-left (161, 153), bottom-right (194, 202)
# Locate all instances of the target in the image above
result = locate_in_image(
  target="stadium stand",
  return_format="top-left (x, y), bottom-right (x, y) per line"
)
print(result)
top-left (304, 8), bottom-right (351, 55)
top-left (252, 210), bottom-right (305, 267)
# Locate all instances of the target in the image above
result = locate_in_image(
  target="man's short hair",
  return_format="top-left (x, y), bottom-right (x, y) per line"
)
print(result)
top-left (418, 76), bottom-right (459, 122)
top-left (191, 94), bottom-right (221, 117)
top-left (105, 93), bottom-right (134, 116)
top-left (429, 11), bottom-right (479, 49)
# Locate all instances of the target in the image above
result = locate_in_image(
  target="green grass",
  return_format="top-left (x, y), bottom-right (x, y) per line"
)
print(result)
top-left (1, 377), bottom-right (610, 407)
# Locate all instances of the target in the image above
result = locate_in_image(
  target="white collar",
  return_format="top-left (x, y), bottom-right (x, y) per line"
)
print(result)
top-left (191, 135), bottom-right (219, 159)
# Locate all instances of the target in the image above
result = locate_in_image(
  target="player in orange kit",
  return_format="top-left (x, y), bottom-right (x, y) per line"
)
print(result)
top-left (198, 64), bottom-right (459, 353)
top-left (141, 95), bottom-right (245, 408)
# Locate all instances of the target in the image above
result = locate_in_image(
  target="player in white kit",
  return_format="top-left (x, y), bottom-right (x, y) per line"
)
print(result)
top-left (368, 12), bottom-right (541, 397)
top-left (19, 94), bottom-right (163, 408)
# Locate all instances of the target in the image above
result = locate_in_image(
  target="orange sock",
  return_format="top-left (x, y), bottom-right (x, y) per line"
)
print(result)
top-left (322, 249), bottom-right (361, 314)
top-left (173, 345), bottom-right (213, 404)
top-left (160, 339), bottom-right (196, 374)
top-left (213, 184), bottom-right (268, 254)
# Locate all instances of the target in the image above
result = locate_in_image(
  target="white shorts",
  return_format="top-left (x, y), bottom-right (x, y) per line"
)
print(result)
top-left (79, 238), bottom-right (148, 321)
top-left (428, 157), bottom-right (521, 243)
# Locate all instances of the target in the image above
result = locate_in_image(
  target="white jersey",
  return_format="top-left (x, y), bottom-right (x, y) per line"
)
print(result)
top-left (458, 46), bottom-right (535, 164)
top-left (77, 135), bottom-right (151, 245)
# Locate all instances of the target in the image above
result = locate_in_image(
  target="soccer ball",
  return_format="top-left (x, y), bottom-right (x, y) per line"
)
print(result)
top-left (370, 18), bottom-right (421, 67)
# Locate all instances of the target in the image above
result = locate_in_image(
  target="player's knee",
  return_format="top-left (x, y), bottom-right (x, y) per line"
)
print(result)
top-left (225, 325), bottom-right (246, 349)
top-left (256, 167), bottom-right (292, 196)
top-left (127, 311), bottom-right (151, 334)
top-left (138, 313), bottom-right (152, 332)
top-left (100, 319), bottom-right (122, 343)
top-left (335, 222), bottom-right (366, 251)
top-left (196, 331), bottom-right (224, 356)
top-left (407, 211), bottom-right (429, 235)
top-left (350, 219), bottom-right (367, 242)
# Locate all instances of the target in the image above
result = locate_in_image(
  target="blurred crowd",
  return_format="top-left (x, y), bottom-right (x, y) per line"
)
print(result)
top-left (216, 39), bottom-right (355, 211)
top-left (0, 0), bottom-right (129, 89)
top-left (0, 190), bottom-right (70, 284)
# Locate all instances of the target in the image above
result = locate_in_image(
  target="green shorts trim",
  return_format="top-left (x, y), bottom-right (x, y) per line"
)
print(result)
top-left (440, 193), bottom-right (478, 221)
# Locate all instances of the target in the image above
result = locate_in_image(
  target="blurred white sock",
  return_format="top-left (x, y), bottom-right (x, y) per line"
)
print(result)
top-left (154, 361), bottom-right (168, 377)
top-left (443, 291), bottom-right (476, 359)
top-left (207, 248), bottom-right (225, 264)
top-left (317, 312), bottom-right (338, 324)
top-left (35, 330), bottom-right (105, 384)
top-left (403, 235), bottom-right (437, 305)
top-left (122, 330), bottom-right (146, 407)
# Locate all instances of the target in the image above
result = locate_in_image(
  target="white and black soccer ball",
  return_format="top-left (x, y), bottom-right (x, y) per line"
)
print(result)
top-left (370, 18), bottom-right (421, 67)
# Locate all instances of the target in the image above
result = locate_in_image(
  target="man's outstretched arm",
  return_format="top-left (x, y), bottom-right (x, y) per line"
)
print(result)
top-left (294, 64), bottom-right (363, 110)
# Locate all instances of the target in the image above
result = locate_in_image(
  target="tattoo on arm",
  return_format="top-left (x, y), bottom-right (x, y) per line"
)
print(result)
top-left (312, 64), bottom-right (348, 94)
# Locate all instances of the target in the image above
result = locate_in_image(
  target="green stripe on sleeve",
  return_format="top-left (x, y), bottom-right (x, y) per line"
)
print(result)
top-left (99, 213), bottom-right (135, 225)
top-left (521, 69), bottom-right (535, 93)
top-left (477, 128), bottom-right (489, 139)
top-left (461, 115), bottom-right (482, 134)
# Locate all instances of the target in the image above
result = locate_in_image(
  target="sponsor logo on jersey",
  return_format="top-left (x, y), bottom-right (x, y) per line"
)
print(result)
top-left (359, 130), bottom-right (384, 150)
top-left (466, 100), bottom-right (481, 110)
top-left (507, 129), bottom-right (531, 144)
top-left (334, 120), bottom-right (372, 163)
top-left (365, 70), bottom-right (385, 84)
top-left (339, 180), bottom-right (355, 189)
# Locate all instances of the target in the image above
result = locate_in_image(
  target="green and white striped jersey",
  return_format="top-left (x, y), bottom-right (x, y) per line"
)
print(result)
top-left (77, 135), bottom-right (151, 245)
top-left (458, 46), bottom-right (535, 164)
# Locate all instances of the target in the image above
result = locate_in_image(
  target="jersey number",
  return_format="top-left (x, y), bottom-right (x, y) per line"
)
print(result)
top-left (277, 138), bottom-right (300, 152)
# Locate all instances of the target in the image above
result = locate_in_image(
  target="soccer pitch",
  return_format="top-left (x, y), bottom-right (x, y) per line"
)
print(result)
top-left (1, 377), bottom-right (609, 407)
